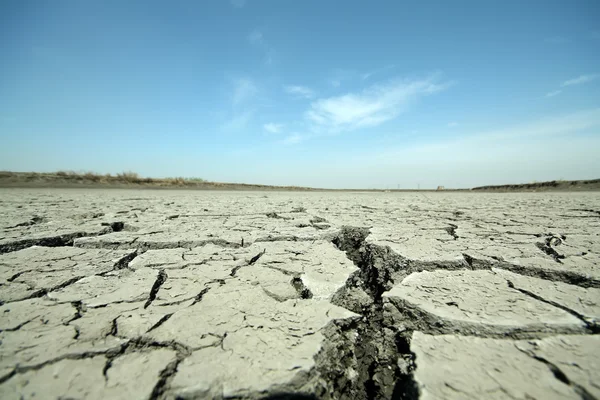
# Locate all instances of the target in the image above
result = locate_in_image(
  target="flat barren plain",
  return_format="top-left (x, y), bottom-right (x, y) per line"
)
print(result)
top-left (1, 189), bottom-right (598, 399)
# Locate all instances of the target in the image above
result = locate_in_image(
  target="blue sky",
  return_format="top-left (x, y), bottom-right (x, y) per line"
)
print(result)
top-left (1, 0), bottom-right (599, 189)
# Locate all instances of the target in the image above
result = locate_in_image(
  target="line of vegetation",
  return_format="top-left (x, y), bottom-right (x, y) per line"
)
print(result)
top-left (51, 170), bottom-right (205, 185)
top-left (0, 170), bottom-right (315, 190)
top-left (472, 178), bottom-right (600, 191)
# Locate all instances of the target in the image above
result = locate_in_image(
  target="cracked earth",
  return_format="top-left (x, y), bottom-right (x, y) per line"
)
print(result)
top-left (0, 189), bottom-right (599, 399)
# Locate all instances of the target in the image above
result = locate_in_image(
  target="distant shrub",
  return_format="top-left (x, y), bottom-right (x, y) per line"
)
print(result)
top-left (116, 171), bottom-right (140, 182)
top-left (185, 177), bottom-right (205, 183)
top-left (83, 172), bottom-right (102, 182)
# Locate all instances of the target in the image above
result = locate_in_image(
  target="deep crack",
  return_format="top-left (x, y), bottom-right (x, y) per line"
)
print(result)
top-left (230, 249), bottom-right (266, 277)
top-left (506, 280), bottom-right (599, 333)
top-left (325, 227), bottom-right (417, 399)
top-left (144, 269), bottom-right (167, 309)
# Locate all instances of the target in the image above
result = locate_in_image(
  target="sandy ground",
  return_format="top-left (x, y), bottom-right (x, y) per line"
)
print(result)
top-left (0, 189), bottom-right (599, 399)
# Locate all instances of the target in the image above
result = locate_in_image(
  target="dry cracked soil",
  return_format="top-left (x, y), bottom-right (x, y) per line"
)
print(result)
top-left (0, 189), bottom-right (599, 400)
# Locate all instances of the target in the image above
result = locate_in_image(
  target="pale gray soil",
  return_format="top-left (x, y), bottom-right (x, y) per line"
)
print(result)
top-left (0, 189), bottom-right (598, 399)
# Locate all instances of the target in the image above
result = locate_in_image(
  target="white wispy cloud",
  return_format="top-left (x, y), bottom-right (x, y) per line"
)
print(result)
top-left (545, 36), bottom-right (569, 44)
top-left (328, 69), bottom-right (355, 88)
top-left (561, 74), bottom-right (599, 87)
top-left (230, 0), bottom-right (246, 8)
top-left (361, 65), bottom-right (395, 81)
top-left (221, 110), bottom-right (254, 132)
top-left (305, 76), bottom-right (453, 132)
top-left (232, 78), bottom-right (258, 106)
top-left (447, 121), bottom-right (459, 127)
top-left (284, 85), bottom-right (315, 99)
top-left (282, 133), bottom-right (304, 145)
top-left (248, 30), bottom-right (263, 45)
top-left (264, 123), bottom-right (283, 134)
top-left (545, 90), bottom-right (562, 98)
top-left (222, 78), bottom-right (259, 132)
top-left (247, 29), bottom-right (274, 65)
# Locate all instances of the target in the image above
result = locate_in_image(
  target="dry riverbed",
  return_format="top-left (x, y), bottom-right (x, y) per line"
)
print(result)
top-left (0, 189), bottom-right (599, 399)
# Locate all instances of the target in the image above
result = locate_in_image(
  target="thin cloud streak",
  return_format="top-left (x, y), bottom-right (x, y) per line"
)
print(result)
top-left (361, 65), bottom-right (395, 80)
top-left (305, 75), bottom-right (453, 132)
top-left (561, 74), bottom-right (599, 87)
top-left (247, 29), bottom-right (275, 65)
top-left (232, 78), bottom-right (258, 106)
top-left (282, 133), bottom-right (304, 145)
top-left (284, 85), bottom-right (315, 99)
top-left (221, 110), bottom-right (254, 132)
top-left (230, 0), bottom-right (246, 8)
top-left (264, 123), bottom-right (283, 134)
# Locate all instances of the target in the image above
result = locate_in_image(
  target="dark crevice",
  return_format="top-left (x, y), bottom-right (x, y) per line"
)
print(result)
top-left (6, 275), bottom-right (85, 304)
top-left (463, 253), bottom-right (600, 289)
top-left (6, 216), bottom-right (46, 229)
top-left (7, 271), bottom-right (26, 282)
top-left (147, 313), bottom-right (174, 332)
top-left (266, 212), bottom-right (289, 220)
top-left (144, 270), bottom-right (168, 309)
top-left (507, 280), bottom-right (599, 334)
top-left (517, 348), bottom-right (597, 400)
top-left (0, 317), bottom-right (37, 333)
top-left (0, 221), bottom-right (127, 254)
top-left (536, 235), bottom-right (566, 263)
top-left (113, 250), bottom-right (138, 270)
top-left (291, 277), bottom-right (313, 299)
top-left (63, 301), bottom-right (85, 325)
top-left (570, 208), bottom-right (600, 217)
top-left (444, 224), bottom-right (459, 240)
top-left (260, 394), bottom-right (318, 400)
top-left (148, 359), bottom-right (182, 400)
top-left (230, 249), bottom-right (266, 277)
top-left (190, 287), bottom-right (211, 305)
top-left (327, 226), bottom-right (416, 399)
top-left (108, 316), bottom-right (119, 337)
top-left (102, 221), bottom-right (125, 232)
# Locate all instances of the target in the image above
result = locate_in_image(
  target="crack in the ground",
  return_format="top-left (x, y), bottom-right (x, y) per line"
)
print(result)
top-left (0, 222), bottom-right (127, 254)
top-left (230, 249), bottom-right (266, 277)
top-left (147, 313), bottom-right (174, 333)
top-left (63, 300), bottom-right (85, 325)
top-left (0, 316), bottom-right (38, 333)
top-left (327, 226), bottom-right (416, 399)
top-left (113, 250), bottom-right (138, 270)
top-left (101, 337), bottom-right (192, 392)
top-left (149, 358), bottom-right (183, 400)
top-left (506, 280), bottom-right (599, 334)
top-left (291, 277), bottom-right (313, 299)
top-left (4, 275), bottom-right (86, 304)
top-left (3, 207), bottom-right (599, 399)
top-left (190, 287), bottom-right (211, 306)
top-left (74, 238), bottom-right (243, 251)
top-left (320, 225), bottom-right (599, 399)
top-left (463, 253), bottom-right (600, 289)
top-left (516, 346), bottom-right (597, 400)
top-left (444, 224), bottom-right (459, 240)
top-left (536, 235), bottom-right (566, 263)
top-left (144, 269), bottom-right (168, 309)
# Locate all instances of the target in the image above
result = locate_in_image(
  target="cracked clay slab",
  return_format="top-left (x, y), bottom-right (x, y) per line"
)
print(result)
top-left (411, 332), bottom-right (600, 400)
top-left (1, 189), bottom-right (599, 399)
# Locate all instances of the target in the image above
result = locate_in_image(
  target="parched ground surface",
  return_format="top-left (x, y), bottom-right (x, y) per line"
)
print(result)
top-left (0, 189), bottom-right (598, 400)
